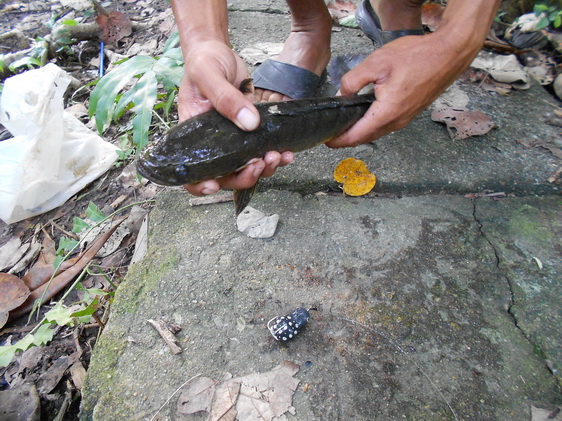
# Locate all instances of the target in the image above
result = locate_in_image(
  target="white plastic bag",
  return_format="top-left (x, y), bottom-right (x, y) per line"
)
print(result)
top-left (0, 64), bottom-right (119, 224)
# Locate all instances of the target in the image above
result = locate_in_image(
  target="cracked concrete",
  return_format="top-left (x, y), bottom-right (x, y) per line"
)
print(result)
top-left (81, 1), bottom-right (561, 419)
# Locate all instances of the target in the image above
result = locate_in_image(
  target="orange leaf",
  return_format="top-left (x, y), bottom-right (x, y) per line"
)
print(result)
top-left (334, 158), bottom-right (376, 196)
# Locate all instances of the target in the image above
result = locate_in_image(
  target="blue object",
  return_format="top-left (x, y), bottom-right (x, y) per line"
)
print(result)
top-left (99, 41), bottom-right (105, 77)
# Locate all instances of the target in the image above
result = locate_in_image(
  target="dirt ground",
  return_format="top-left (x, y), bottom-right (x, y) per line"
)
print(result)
top-left (0, 0), bottom-right (173, 419)
top-left (0, 0), bottom-right (560, 420)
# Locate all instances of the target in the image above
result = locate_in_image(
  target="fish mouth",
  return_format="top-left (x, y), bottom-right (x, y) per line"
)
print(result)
top-left (136, 157), bottom-right (180, 186)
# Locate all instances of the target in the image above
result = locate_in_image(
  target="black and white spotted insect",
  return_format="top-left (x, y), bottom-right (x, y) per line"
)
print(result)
top-left (267, 307), bottom-right (317, 341)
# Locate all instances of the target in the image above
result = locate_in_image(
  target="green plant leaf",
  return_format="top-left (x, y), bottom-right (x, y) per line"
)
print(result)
top-left (0, 323), bottom-right (54, 367)
top-left (163, 89), bottom-right (176, 118)
top-left (34, 323), bottom-right (55, 344)
top-left (72, 217), bottom-right (91, 234)
top-left (161, 47), bottom-right (183, 63)
top-left (163, 31), bottom-right (180, 53)
top-left (534, 4), bottom-right (549, 15)
top-left (86, 202), bottom-right (105, 222)
top-left (131, 70), bottom-right (158, 151)
top-left (89, 55), bottom-right (156, 134)
top-left (57, 236), bottom-right (79, 254)
top-left (45, 302), bottom-right (75, 326)
top-left (114, 88), bottom-right (136, 122)
top-left (555, 14), bottom-right (561, 27)
top-left (71, 298), bottom-right (99, 318)
top-left (0, 346), bottom-right (17, 367)
top-left (62, 19), bottom-right (78, 26)
top-left (536, 16), bottom-right (550, 29)
top-left (155, 57), bottom-right (183, 89)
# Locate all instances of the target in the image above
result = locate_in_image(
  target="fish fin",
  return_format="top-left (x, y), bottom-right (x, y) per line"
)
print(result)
top-left (234, 183), bottom-right (258, 216)
top-left (239, 78), bottom-right (255, 95)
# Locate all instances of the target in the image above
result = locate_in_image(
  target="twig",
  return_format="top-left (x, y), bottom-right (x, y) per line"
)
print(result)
top-left (149, 374), bottom-right (201, 421)
top-left (147, 319), bottom-right (182, 354)
top-left (189, 194), bottom-right (233, 206)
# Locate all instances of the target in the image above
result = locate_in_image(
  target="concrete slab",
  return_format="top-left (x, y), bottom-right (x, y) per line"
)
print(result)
top-left (81, 192), bottom-right (561, 420)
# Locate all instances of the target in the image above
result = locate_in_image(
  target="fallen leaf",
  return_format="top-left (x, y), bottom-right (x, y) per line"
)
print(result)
top-left (531, 405), bottom-right (562, 421)
top-left (431, 107), bottom-right (496, 140)
top-left (0, 273), bottom-right (31, 313)
top-left (9, 218), bottom-right (126, 321)
top-left (8, 239), bottom-right (41, 275)
top-left (421, 3), bottom-right (444, 31)
top-left (470, 52), bottom-right (530, 88)
top-left (93, 0), bottom-right (132, 44)
top-left (0, 237), bottom-right (27, 272)
top-left (69, 361), bottom-right (87, 390)
top-left (327, 0), bottom-right (356, 20)
top-left (334, 158), bottom-right (377, 196)
top-left (22, 235), bottom-right (79, 291)
top-left (176, 377), bottom-right (217, 415)
top-left (176, 361), bottom-right (300, 421)
top-left (208, 380), bottom-right (240, 421)
top-left (36, 352), bottom-right (79, 395)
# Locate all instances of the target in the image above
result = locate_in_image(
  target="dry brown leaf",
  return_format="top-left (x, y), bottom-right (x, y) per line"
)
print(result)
top-left (22, 236), bottom-right (79, 291)
top-left (0, 237), bottom-right (27, 272)
top-left (327, 0), bottom-right (356, 20)
top-left (177, 377), bottom-right (217, 415)
top-left (176, 361), bottom-right (300, 421)
top-left (421, 3), bottom-right (445, 31)
top-left (431, 107), bottom-right (496, 140)
top-left (0, 273), bottom-right (31, 313)
top-left (93, 0), bottom-right (132, 44)
top-left (334, 158), bottom-right (377, 196)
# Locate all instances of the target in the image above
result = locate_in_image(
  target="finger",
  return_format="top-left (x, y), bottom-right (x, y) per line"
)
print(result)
top-left (216, 160), bottom-right (266, 190)
top-left (183, 179), bottom-right (220, 196)
top-left (279, 151), bottom-right (295, 166)
top-left (339, 53), bottom-right (389, 96)
top-left (197, 70), bottom-right (261, 131)
top-left (326, 102), bottom-right (385, 148)
top-left (260, 151), bottom-right (282, 178)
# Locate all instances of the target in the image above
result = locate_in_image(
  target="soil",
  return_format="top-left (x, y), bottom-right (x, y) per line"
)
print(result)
top-left (0, 0), bottom-right (172, 419)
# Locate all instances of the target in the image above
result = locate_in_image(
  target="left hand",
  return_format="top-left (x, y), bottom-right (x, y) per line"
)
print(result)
top-left (327, 32), bottom-right (475, 148)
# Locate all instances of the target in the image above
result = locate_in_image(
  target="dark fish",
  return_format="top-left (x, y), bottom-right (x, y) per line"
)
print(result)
top-left (136, 93), bottom-right (375, 213)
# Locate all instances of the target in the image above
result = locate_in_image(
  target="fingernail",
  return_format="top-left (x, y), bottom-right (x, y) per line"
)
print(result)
top-left (252, 161), bottom-right (265, 178)
top-left (236, 107), bottom-right (259, 131)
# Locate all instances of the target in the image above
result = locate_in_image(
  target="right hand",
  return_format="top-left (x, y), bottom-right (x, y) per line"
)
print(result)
top-left (178, 39), bottom-right (294, 196)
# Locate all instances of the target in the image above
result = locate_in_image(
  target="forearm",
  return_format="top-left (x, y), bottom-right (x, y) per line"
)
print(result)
top-left (438, 0), bottom-right (501, 61)
top-left (171, 0), bottom-right (230, 54)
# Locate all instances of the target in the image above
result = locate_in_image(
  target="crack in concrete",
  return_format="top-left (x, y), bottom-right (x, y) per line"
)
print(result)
top-left (470, 198), bottom-right (559, 383)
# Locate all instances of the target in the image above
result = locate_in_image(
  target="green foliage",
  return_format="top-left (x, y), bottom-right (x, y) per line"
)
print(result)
top-left (55, 202), bottom-right (106, 267)
top-left (534, 3), bottom-right (562, 28)
top-left (89, 33), bottom-right (183, 153)
top-left (0, 323), bottom-right (55, 367)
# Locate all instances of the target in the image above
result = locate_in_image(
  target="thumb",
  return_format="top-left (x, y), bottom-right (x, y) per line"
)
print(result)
top-left (339, 54), bottom-right (388, 96)
top-left (199, 75), bottom-right (260, 131)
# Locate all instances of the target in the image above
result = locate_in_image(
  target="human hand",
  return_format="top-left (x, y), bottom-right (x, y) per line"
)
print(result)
top-left (178, 39), bottom-right (294, 195)
top-left (327, 32), bottom-right (477, 148)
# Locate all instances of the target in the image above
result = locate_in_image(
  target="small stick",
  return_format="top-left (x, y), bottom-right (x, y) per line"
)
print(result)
top-left (147, 319), bottom-right (182, 354)
top-left (189, 194), bottom-right (233, 206)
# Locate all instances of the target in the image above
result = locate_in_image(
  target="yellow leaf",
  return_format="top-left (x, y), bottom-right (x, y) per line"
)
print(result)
top-left (334, 158), bottom-right (376, 196)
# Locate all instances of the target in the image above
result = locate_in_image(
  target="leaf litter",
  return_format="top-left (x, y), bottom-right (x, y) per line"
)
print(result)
top-left (176, 361), bottom-right (300, 421)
